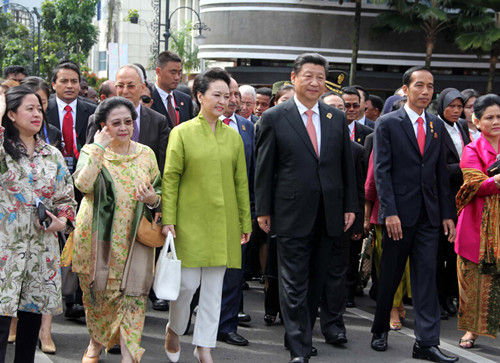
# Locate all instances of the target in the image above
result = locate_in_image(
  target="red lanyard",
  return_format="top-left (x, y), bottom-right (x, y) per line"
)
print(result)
top-left (350, 123), bottom-right (355, 141)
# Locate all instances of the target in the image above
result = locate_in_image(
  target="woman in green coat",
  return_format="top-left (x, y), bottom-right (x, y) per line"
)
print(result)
top-left (162, 68), bottom-right (252, 363)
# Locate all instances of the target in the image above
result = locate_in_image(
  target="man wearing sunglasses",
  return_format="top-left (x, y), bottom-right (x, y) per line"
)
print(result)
top-left (342, 86), bottom-right (373, 147)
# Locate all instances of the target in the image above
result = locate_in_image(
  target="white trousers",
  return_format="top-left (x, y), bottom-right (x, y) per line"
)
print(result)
top-left (168, 266), bottom-right (226, 348)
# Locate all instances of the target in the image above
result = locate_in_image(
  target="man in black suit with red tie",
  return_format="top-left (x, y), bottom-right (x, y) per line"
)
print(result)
top-left (151, 51), bottom-right (193, 128)
top-left (255, 53), bottom-right (358, 363)
top-left (371, 66), bottom-right (458, 363)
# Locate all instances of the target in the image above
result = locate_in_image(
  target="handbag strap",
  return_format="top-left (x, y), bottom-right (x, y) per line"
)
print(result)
top-left (167, 232), bottom-right (178, 260)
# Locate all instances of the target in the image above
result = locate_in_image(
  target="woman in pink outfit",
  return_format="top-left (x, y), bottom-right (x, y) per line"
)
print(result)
top-left (455, 94), bottom-right (500, 349)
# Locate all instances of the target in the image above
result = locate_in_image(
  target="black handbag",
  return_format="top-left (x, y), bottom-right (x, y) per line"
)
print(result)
top-left (487, 157), bottom-right (500, 177)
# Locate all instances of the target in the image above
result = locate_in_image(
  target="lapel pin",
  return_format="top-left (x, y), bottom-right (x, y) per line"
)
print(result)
top-left (180, 102), bottom-right (184, 106)
top-left (326, 113), bottom-right (332, 119)
top-left (434, 133), bottom-right (438, 139)
top-left (357, 138), bottom-right (361, 143)
top-left (242, 125), bottom-right (246, 131)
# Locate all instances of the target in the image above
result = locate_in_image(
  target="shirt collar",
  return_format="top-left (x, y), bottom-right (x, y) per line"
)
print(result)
top-left (219, 113), bottom-right (237, 124)
top-left (135, 104), bottom-right (142, 121)
top-left (56, 96), bottom-right (77, 112)
top-left (356, 115), bottom-right (366, 124)
top-left (155, 84), bottom-right (172, 100)
top-left (404, 103), bottom-right (426, 124)
top-left (294, 95), bottom-right (319, 116)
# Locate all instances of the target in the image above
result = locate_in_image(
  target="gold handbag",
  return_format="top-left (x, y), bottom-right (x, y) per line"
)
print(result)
top-left (136, 215), bottom-right (165, 248)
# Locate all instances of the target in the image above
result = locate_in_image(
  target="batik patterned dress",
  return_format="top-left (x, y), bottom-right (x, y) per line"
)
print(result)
top-left (0, 126), bottom-right (76, 317)
top-left (72, 142), bottom-right (159, 361)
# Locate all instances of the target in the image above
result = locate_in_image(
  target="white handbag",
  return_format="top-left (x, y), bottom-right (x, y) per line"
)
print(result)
top-left (153, 232), bottom-right (181, 301)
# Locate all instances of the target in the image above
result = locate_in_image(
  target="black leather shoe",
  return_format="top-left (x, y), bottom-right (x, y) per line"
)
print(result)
top-left (326, 332), bottom-right (348, 346)
top-left (108, 344), bottom-right (120, 354)
top-left (152, 299), bottom-right (169, 311)
top-left (371, 332), bottom-right (388, 351)
top-left (440, 306), bottom-right (449, 320)
top-left (64, 303), bottom-right (85, 319)
top-left (238, 312), bottom-right (251, 323)
top-left (346, 298), bottom-right (356, 308)
top-left (444, 297), bottom-right (457, 315)
top-left (308, 346), bottom-right (317, 357)
top-left (289, 357), bottom-right (308, 363)
top-left (412, 342), bottom-right (458, 362)
top-left (217, 331), bottom-right (249, 346)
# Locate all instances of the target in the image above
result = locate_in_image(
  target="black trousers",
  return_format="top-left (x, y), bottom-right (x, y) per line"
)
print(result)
top-left (277, 206), bottom-right (336, 358)
top-left (264, 235), bottom-right (280, 316)
top-left (436, 230), bottom-right (458, 304)
top-left (319, 233), bottom-right (350, 338)
top-left (371, 208), bottom-right (441, 347)
top-left (346, 238), bottom-right (363, 300)
top-left (0, 311), bottom-right (42, 363)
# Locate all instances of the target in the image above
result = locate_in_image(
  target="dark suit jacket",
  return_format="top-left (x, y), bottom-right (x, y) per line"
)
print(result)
top-left (234, 114), bottom-right (256, 219)
top-left (353, 121), bottom-right (373, 146)
top-left (373, 107), bottom-right (454, 227)
top-left (250, 114), bottom-right (259, 125)
top-left (86, 105), bottom-right (171, 173)
top-left (364, 118), bottom-right (376, 129)
top-left (351, 141), bottom-right (366, 236)
top-left (363, 133), bottom-right (374, 173)
top-left (46, 97), bottom-right (97, 149)
top-left (442, 120), bottom-right (471, 211)
top-left (151, 87), bottom-right (193, 129)
top-left (255, 98), bottom-right (358, 238)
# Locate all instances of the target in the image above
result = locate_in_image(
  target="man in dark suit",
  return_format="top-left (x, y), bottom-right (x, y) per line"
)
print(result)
top-left (86, 64), bottom-right (170, 175)
top-left (47, 61), bottom-right (97, 174)
top-left (255, 53), bottom-right (358, 363)
top-left (46, 60), bottom-right (97, 320)
top-left (342, 87), bottom-right (373, 146)
top-left (151, 51), bottom-right (193, 128)
top-left (371, 66), bottom-right (458, 363)
top-left (217, 77), bottom-right (255, 347)
top-left (353, 85), bottom-right (376, 128)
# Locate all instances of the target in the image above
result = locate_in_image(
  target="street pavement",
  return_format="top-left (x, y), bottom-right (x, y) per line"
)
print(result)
top-left (6, 282), bottom-right (500, 362)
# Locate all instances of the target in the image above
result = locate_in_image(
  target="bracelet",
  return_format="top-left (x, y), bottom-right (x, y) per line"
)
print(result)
top-left (146, 195), bottom-right (161, 209)
top-left (93, 142), bottom-right (106, 151)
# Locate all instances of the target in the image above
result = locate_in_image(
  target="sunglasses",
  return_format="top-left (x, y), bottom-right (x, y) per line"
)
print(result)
top-left (345, 103), bottom-right (360, 109)
top-left (141, 95), bottom-right (152, 104)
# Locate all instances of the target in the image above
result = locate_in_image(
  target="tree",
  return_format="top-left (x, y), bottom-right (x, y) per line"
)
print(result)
top-left (374, 0), bottom-right (454, 68)
top-left (39, 0), bottom-right (99, 78)
top-left (452, 0), bottom-right (500, 92)
top-left (0, 13), bottom-right (33, 73)
top-left (168, 21), bottom-right (200, 76)
top-left (349, 0), bottom-right (362, 85)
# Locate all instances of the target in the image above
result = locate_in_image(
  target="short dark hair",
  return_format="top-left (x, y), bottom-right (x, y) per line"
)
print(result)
top-left (157, 51), bottom-right (182, 69)
top-left (133, 63), bottom-right (147, 81)
top-left (2, 86), bottom-right (43, 160)
top-left (145, 81), bottom-right (155, 96)
top-left (99, 80), bottom-right (115, 98)
top-left (192, 67), bottom-right (231, 106)
top-left (368, 94), bottom-right (384, 112)
top-left (402, 66), bottom-right (431, 86)
top-left (320, 91), bottom-right (343, 102)
top-left (256, 87), bottom-right (272, 99)
top-left (20, 76), bottom-right (50, 99)
top-left (94, 96), bottom-right (138, 129)
top-left (51, 61), bottom-right (81, 83)
top-left (461, 88), bottom-right (480, 105)
top-left (293, 53), bottom-right (328, 75)
top-left (341, 86), bottom-right (361, 102)
top-left (352, 85), bottom-right (369, 102)
top-left (474, 94), bottom-right (500, 120)
top-left (3, 65), bottom-right (27, 78)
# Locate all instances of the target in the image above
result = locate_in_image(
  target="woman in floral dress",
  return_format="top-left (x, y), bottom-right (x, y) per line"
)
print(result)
top-left (70, 97), bottom-right (160, 363)
top-left (0, 86), bottom-right (76, 363)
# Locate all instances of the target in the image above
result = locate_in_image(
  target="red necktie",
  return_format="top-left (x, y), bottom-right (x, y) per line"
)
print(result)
top-left (167, 94), bottom-right (178, 125)
top-left (350, 123), bottom-right (355, 141)
top-left (223, 118), bottom-right (231, 125)
top-left (62, 105), bottom-right (74, 156)
top-left (305, 109), bottom-right (319, 157)
top-left (416, 117), bottom-right (425, 155)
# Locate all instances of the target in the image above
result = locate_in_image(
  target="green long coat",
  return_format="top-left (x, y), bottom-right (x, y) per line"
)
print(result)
top-left (162, 114), bottom-right (252, 268)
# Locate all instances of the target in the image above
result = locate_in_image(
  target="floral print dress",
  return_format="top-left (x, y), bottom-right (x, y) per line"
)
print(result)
top-left (0, 126), bottom-right (76, 317)
top-left (72, 142), bottom-right (159, 361)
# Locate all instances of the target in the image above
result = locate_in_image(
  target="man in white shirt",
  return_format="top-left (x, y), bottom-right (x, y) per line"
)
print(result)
top-left (238, 85), bottom-right (259, 124)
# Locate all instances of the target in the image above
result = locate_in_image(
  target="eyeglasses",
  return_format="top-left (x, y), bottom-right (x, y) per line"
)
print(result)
top-left (344, 103), bottom-right (360, 109)
top-left (141, 95), bottom-right (152, 104)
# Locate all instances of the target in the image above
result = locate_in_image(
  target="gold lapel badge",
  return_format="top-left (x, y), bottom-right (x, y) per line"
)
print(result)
top-left (242, 125), bottom-right (246, 131)
top-left (357, 138), bottom-right (361, 143)
top-left (326, 113), bottom-right (332, 119)
top-left (180, 102), bottom-right (184, 106)
top-left (434, 133), bottom-right (438, 139)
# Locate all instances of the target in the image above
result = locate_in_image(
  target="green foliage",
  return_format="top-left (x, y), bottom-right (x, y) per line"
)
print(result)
top-left (168, 21), bottom-right (200, 75)
top-left (0, 13), bottom-right (33, 73)
top-left (125, 8), bottom-right (139, 22)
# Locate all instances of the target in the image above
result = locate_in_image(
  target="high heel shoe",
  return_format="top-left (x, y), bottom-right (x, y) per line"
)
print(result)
top-left (8, 332), bottom-right (15, 344)
top-left (164, 326), bottom-right (180, 362)
top-left (81, 346), bottom-right (101, 363)
top-left (38, 337), bottom-right (56, 354)
top-left (264, 314), bottom-right (277, 326)
top-left (193, 347), bottom-right (201, 362)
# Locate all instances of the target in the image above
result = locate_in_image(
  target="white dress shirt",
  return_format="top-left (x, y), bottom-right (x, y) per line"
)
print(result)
top-left (219, 114), bottom-right (239, 132)
top-left (155, 84), bottom-right (176, 111)
top-left (404, 103), bottom-right (426, 138)
top-left (469, 128), bottom-right (481, 142)
top-left (56, 97), bottom-right (77, 131)
top-left (294, 95), bottom-right (321, 156)
top-left (356, 115), bottom-right (366, 126)
top-left (442, 119), bottom-right (464, 158)
top-left (348, 121), bottom-right (355, 139)
top-left (134, 104), bottom-right (142, 133)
